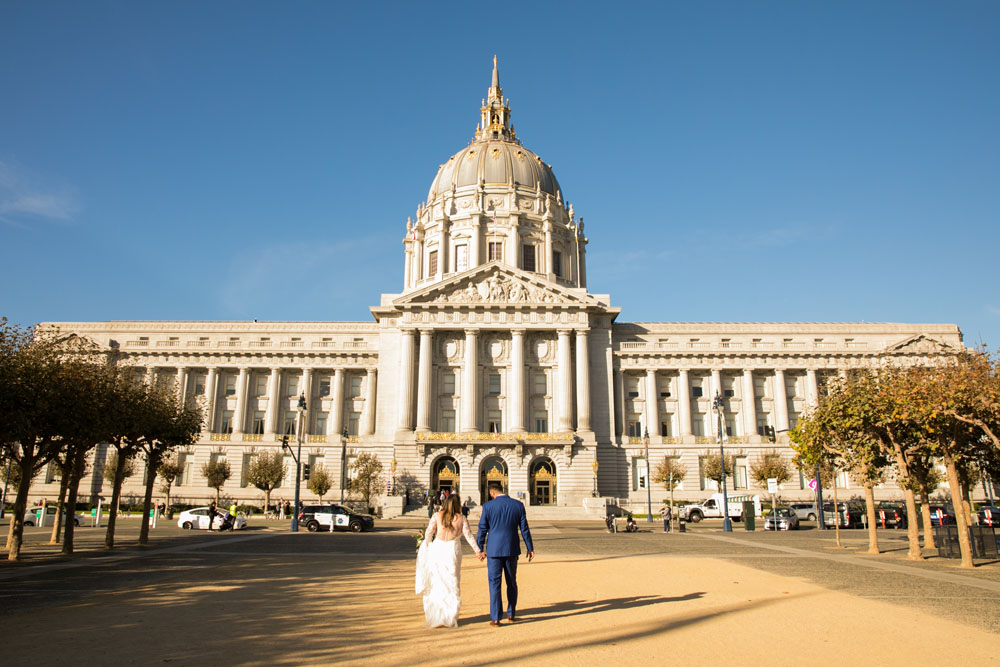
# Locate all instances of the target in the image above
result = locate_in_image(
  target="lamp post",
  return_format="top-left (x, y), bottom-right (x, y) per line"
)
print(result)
top-left (390, 458), bottom-right (397, 496)
top-left (643, 429), bottom-right (653, 523)
top-left (340, 426), bottom-right (349, 504)
top-left (591, 459), bottom-right (599, 497)
top-left (289, 393), bottom-right (307, 532)
top-left (713, 393), bottom-right (733, 532)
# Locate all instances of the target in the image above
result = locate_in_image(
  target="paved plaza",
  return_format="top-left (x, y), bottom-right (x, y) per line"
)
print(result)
top-left (2, 518), bottom-right (999, 666)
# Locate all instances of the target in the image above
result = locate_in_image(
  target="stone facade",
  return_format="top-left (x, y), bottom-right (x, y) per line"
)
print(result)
top-left (36, 60), bottom-right (963, 513)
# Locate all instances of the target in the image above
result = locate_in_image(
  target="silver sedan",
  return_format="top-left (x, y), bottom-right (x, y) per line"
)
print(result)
top-left (764, 508), bottom-right (801, 531)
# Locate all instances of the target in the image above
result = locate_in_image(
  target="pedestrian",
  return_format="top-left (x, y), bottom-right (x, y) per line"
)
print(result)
top-left (208, 501), bottom-right (218, 530)
top-left (462, 497), bottom-right (471, 518)
top-left (228, 503), bottom-right (238, 531)
top-left (427, 496), bottom-right (434, 519)
top-left (283, 500), bottom-right (291, 519)
top-left (660, 504), bottom-right (672, 533)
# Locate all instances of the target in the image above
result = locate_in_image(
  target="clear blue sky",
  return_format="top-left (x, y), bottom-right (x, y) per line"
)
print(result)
top-left (2, 2), bottom-right (998, 347)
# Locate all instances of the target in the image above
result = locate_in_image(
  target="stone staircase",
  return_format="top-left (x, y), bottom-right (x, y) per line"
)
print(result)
top-left (399, 503), bottom-right (601, 521)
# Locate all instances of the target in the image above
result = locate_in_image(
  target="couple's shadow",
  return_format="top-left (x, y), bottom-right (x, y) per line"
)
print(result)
top-left (464, 592), bottom-right (705, 625)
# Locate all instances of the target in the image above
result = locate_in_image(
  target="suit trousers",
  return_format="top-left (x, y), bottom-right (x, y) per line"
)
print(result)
top-left (487, 555), bottom-right (518, 621)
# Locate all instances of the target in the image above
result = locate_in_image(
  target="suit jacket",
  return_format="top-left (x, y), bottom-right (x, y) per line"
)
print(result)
top-left (477, 494), bottom-right (533, 557)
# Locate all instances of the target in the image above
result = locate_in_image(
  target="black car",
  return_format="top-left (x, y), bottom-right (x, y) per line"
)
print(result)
top-left (823, 502), bottom-right (866, 528)
top-left (299, 503), bottom-right (375, 532)
top-left (928, 504), bottom-right (957, 526)
top-left (875, 501), bottom-right (907, 529)
top-left (977, 505), bottom-right (1000, 527)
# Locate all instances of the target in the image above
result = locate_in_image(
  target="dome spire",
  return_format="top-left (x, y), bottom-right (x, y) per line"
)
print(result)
top-left (476, 55), bottom-right (516, 142)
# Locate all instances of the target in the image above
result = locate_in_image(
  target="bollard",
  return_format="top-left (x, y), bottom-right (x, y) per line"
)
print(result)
top-left (95, 500), bottom-right (103, 528)
top-left (38, 505), bottom-right (46, 528)
top-left (149, 508), bottom-right (158, 529)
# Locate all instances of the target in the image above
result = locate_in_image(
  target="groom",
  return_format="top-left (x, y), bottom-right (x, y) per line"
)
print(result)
top-left (476, 481), bottom-right (534, 626)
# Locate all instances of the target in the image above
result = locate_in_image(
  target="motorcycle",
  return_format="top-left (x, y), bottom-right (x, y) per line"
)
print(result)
top-left (624, 513), bottom-right (638, 533)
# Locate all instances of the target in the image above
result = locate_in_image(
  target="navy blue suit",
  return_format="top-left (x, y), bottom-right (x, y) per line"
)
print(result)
top-left (477, 494), bottom-right (534, 621)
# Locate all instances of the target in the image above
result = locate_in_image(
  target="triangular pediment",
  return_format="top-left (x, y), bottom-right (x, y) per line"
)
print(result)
top-left (393, 262), bottom-right (603, 308)
top-left (885, 334), bottom-right (958, 355)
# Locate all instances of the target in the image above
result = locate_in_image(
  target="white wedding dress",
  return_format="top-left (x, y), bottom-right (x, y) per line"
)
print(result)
top-left (415, 512), bottom-right (480, 628)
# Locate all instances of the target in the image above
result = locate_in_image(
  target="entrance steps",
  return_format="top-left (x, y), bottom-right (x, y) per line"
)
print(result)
top-left (398, 503), bottom-right (598, 521)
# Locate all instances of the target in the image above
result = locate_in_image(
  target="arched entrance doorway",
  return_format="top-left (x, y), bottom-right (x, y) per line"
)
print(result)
top-left (530, 457), bottom-right (557, 505)
top-left (432, 457), bottom-right (460, 497)
top-left (479, 455), bottom-right (509, 504)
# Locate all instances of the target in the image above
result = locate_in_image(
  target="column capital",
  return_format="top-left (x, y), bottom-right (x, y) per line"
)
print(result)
top-left (334, 367), bottom-right (345, 377)
top-left (574, 329), bottom-right (588, 339)
top-left (556, 329), bottom-right (572, 337)
top-left (464, 328), bottom-right (478, 336)
top-left (418, 328), bottom-right (434, 336)
top-left (510, 328), bottom-right (526, 338)
top-left (366, 367), bottom-right (378, 374)
top-left (678, 368), bottom-right (689, 376)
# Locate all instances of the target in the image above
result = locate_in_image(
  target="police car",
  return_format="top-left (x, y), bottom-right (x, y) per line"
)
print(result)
top-left (301, 503), bottom-right (374, 532)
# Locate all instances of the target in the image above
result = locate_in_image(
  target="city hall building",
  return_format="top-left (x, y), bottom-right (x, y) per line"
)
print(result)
top-left (43, 61), bottom-right (963, 515)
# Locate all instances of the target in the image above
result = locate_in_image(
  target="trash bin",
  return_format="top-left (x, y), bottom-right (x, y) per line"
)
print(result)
top-left (742, 501), bottom-right (756, 531)
top-left (678, 519), bottom-right (686, 533)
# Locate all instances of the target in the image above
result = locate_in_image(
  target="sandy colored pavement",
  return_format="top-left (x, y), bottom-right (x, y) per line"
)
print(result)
top-left (3, 547), bottom-right (998, 666)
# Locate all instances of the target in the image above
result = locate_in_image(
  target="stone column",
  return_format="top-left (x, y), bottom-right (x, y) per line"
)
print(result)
top-left (362, 368), bottom-right (377, 436)
top-left (509, 329), bottom-right (526, 433)
top-left (146, 366), bottom-right (157, 387)
top-left (264, 367), bottom-right (281, 435)
top-left (543, 220), bottom-right (553, 277)
top-left (403, 241), bottom-right (412, 289)
top-left (575, 330), bottom-right (591, 432)
top-left (470, 216), bottom-right (481, 268)
top-left (176, 367), bottom-right (189, 405)
top-left (461, 329), bottom-right (479, 433)
top-left (711, 369), bottom-right (722, 401)
top-left (508, 214), bottom-right (519, 271)
top-left (742, 369), bottom-right (757, 438)
top-left (677, 369), bottom-right (692, 437)
top-left (806, 369), bottom-right (819, 410)
top-left (397, 331), bottom-right (416, 431)
top-left (773, 369), bottom-right (790, 432)
top-left (233, 367), bottom-right (249, 436)
top-left (614, 368), bottom-right (625, 440)
top-left (556, 330), bottom-right (574, 432)
top-left (438, 220), bottom-right (449, 279)
top-left (645, 369), bottom-right (659, 437)
top-left (329, 368), bottom-right (345, 436)
top-left (416, 329), bottom-right (433, 432)
top-left (414, 234), bottom-right (424, 283)
top-left (301, 368), bottom-right (313, 435)
top-left (205, 367), bottom-right (218, 432)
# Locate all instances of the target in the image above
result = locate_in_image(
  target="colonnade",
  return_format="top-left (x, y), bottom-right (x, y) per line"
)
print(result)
top-left (396, 327), bottom-right (592, 434)
top-left (146, 365), bottom-right (378, 438)
top-left (617, 366), bottom-right (822, 439)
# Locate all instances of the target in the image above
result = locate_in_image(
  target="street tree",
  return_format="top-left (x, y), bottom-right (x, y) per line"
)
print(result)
top-left (749, 450), bottom-right (792, 489)
top-left (157, 457), bottom-right (185, 510)
top-left (652, 455), bottom-right (685, 492)
top-left (700, 451), bottom-right (736, 489)
top-left (308, 465), bottom-right (332, 502)
top-left (202, 452), bottom-right (232, 505)
top-left (246, 450), bottom-right (285, 514)
top-left (349, 452), bottom-right (384, 513)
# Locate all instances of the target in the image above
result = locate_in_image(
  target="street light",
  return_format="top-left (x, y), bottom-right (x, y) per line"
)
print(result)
top-left (290, 393), bottom-right (307, 532)
top-left (643, 429), bottom-right (653, 523)
top-left (340, 426), bottom-right (349, 504)
top-left (713, 392), bottom-right (733, 532)
top-left (591, 459), bottom-right (599, 497)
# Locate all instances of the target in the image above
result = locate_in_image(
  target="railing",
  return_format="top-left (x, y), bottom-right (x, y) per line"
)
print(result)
top-left (190, 340), bottom-right (210, 347)
top-left (125, 340), bottom-right (149, 347)
top-left (308, 434), bottom-right (327, 443)
top-left (814, 342), bottom-right (836, 349)
top-left (343, 341), bottom-right (368, 350)
top-left (782, 342), bottom-right (806, 349)
top-left (687, 342), bottom-right (711, 349)
top-left (751, 342), bottom-right (774, 349)
top-left (155, 340), bottom-right (179, 347)
top-left (845, 342), bottom-right (868, 349)
top-left (218, 341), bottom-right (241, 348)
top-left (720, 342), bottom-right (743, 349)
top-left (243, 434), bottom-right (263, 442)
top-left (210, 433), bottom-right (231, 441)
top-left (280, 341), bottom-right (304, 348)
top-left (311, 341), bottom-right (335, 348)
top-left (415, 431), bottom-right (573, 442)
top-left (248, 341), bottom-right (272, 348)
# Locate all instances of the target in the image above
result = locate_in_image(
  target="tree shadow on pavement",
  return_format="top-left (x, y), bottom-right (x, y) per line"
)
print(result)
top-left (462, 592), bottom-right (706, 625)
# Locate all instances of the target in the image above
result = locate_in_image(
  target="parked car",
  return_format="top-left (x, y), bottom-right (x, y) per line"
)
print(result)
top-left (304, 504), bottom-right (375, 532)
top-left (790, 503), bottom-right (819, 521)
top-left (928, 505), bottom-right (957, 526)
top-left (678, 494), bottom-right (760, 523)
top-left (875, 501), bottom-right (907, 529)
top-left (177, 507), bottom-right (247, 530)
top-left (976, 505), bottom-right (999, 527)
top-left (823, 502), bottom-right (865, 528)
top-left (23, 506), bottom-right (86, 527)
top-left (764, 508), bottom-right (800, 531)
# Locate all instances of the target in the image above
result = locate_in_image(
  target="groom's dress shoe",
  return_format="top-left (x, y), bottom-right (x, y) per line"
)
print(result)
top-left (507, 615), bottom-right (516, 622)
top-left (489, 621), bottom-right (501, 627)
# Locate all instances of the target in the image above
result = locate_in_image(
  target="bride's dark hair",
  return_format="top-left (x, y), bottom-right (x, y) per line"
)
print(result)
top-left (441, 494), bottom-right (461, 526)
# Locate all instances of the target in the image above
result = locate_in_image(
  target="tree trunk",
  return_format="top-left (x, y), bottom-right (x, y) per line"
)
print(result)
top-left (863, 484), bottom-right (880, 554)
top-left (264, 488), bottom-right (271, 516)
top-left (49, 463), bottom-right (71, 544)
top-left (7, 455), bottom-right (35, 561)
top-left (919, 487), bottom-right (935, 550)
top-left (941, 444), bottom-right (974, 569)
top-left (887, 438), bottom-right (923, 560)
top-left (215, 486), bottom-right (221, 505)
top-left (138, 451), bottom-right (159, 546)
top-left (104, 446), bottom-right (127, 550)
top-left (961, 482), bottom-right (973, 527)
top-left (62, 446), bottom-right (89, 556)
top-left (165, 482), bottom-right (172, 511)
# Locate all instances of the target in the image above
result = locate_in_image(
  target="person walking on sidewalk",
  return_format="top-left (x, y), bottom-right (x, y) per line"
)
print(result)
top-left (660, 504), bottom-right (672, 533)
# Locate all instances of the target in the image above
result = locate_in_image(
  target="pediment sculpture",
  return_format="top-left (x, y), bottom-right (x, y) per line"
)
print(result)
top-left (430, 270), bottom-right (559, 304)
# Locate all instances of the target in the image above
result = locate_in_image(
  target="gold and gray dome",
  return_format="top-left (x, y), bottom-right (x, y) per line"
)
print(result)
top-left (427, 57), bottom-right (560, 202)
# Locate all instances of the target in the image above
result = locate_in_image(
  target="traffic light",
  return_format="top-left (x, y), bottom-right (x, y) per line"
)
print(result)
top-left (766, 426), bottom-right (777, 443)
top-left (280, 435), bottom-right (289, 450)
top-left (302, 463), bottom-right (311, 479)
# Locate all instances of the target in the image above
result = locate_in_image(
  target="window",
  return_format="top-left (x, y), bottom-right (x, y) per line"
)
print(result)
top-left (194, 375), bottom-right (206, 396)
top-left (533, 411), bottom-right (548, 433)
top-left (283, 411), bottom-right (297, 435)
top-left (692, 416), bottom-right (705, 437)
top-left (442, 372), bottom-right (456, 395)
top-left (699, 457), bottom-right (716, 491)
top-left (487, 410), bottom-right (502, 434)
top-left (348, 411), bottom-right (361, 436)
top-left (349, 376), bottom-right (362, 398)
top-left (734, 457), bottom-right (748, 489)
top-left (723, 388), bottom-right (735, 398)
top-left (488, 242), bottom-right (503, 262)
top-left (177, 453), bottom-right (192, 486)
top-left (627, 376), bottom-right (640, 399)
top-left (225, 376), bottom-right (236, 396)
top-left (522, 244), bottom-right (536, 272)
top-left (221, 411), bottom-right (234, 434)
top-left (255, 376), bottom-right (268, 397)
top-left (277, 455), bottom-right (294, 488)
top-left (306, 455), bottom-right (324, 481)
top-left (240, 452), bottom-right (257, 487)
top-left (633, 457), bottom-right (648, 491)
top-left (692, 384), bottom-right (703, 398)
top-left (428, 249), bottom-right (439, 277)
top-left (287, 376), bottom-right (299, 397)
top-left (533, 373), bottom-right (547, 396)
top-left (314, 411), bottom-right (328, 435)
top-left (319, 378), bottom-right (331, 397)
top-left (440, 409), bottom-right (456, 432)
top-left (627, 419), bottom-right (642, 438)
top-left (488, 373), bottom-right (501, 396)
top-left (552, 250), bottom-right (562, 277)
top-left (660, 420), bottom-right (671, 437)
top-left (252, 411), bottom-right (265, 435)
top-left (455, 244), bottom-right (468, 272)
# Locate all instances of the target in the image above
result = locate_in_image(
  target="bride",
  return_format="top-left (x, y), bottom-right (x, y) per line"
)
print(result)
top-left (415, 494), bottom-right (481, 627)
